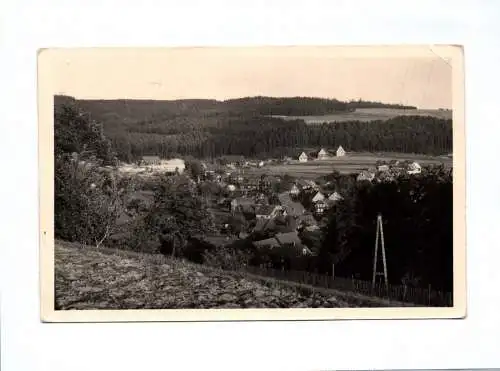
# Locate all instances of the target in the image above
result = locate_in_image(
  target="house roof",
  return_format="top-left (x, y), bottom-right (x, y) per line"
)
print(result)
top-left (253, 237), bottom-right (281, 248)
top-left (328, 191), bottom-right (343, 201)
top-left (275, 231), bottom-right (302, 246)
top-left (336, 145), bottom-right (345, 152)
top-left (297, 213), bottom-right (318, 226)
top-left (278, 192), bottom-right (305, 216)
top-left (318, 148), bottom-right (328, 155)
top-left (255, 204), bottom-right (278, 216)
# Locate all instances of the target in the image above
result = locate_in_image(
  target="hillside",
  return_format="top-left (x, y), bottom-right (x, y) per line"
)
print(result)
top-left (55, 241), bottom-right (410, 309)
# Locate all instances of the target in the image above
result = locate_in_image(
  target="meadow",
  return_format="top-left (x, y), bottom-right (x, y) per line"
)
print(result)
top-left (247, 152), bottom-right (452, 179)
top-left (271, 107), bottom-right (453, 124)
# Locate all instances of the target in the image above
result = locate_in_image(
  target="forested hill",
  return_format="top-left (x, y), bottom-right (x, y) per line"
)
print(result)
top-left (54, 95), bottom-right (450, 161)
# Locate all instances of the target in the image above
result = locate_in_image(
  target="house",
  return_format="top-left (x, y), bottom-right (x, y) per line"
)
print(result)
top-left (227, 184), bottom-right (237, 192)
top-left (230, 197), bottom-right (255, 214)
top-left (317, 148), bottom-right (329, 160)
top-left (407, 162), bottom-right (422, 175)
top-left (141, 155), bottom-right (161, 166)
top-left (336, 146), bottom-right (346, 157)
top-left (252, 231), bottom-right (312, 256)
top-left (160, 158), bottom-right (186, 174)
top-left (298, 152), bottom-right (308, 162)
top-left (278, 192), bottom-right (306, 217)
top-left (314, 200), bottom-right (328, 215)
top-left (258, 161), bottom-right (265, 167)
top-left (289, 184), bottom-right (300, 196)
top-left (255, 205), bottom-right (284, 219)
top-left (377, 164), bottom-right (390, 172)
top-left (328, 191), bottom-right (343, 202)
top-left (357, 170), bottom-right (376, 182)
top-left (311, 191), bottom-right (325, 203)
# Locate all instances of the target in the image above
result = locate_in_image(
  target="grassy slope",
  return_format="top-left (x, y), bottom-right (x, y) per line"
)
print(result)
top-left (55, 241), bottom-right (413, 310)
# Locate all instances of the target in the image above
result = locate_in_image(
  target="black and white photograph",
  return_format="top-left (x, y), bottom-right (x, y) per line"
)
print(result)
top-left (39, 46), bottom-right (466, 321)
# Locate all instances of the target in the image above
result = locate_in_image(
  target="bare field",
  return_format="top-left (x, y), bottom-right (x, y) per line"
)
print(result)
top-left (247, 153), bottom-right (452, 178)
top-left (271, 108), bottom-right (452, 124)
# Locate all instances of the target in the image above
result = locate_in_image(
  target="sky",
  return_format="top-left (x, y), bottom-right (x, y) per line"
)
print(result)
top-left (43, 46), bottom-right (454, 109)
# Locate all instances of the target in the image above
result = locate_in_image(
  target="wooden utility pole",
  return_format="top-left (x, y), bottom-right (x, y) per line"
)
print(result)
top-left (372, 213), bottom-right (388, 291)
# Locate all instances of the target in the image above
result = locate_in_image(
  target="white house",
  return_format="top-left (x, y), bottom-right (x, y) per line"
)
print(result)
top-left (336, 146), bottom-right (346, 157)
top-left (298, 152), bottom-right (308, 162)
top-left (289, 184), bottom-right (300, 196)
top-left (311, 191), bottom-right (325, 203)
top-left (317, 148), bottom-right (329, 160)
top-left (227, 184), bottom-right (237, 192)
top-left (407, 162), bottom-right (422, 175)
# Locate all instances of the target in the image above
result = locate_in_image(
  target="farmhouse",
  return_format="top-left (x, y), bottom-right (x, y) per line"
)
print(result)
top-left (336, 146), bottom-right (346, 157)
top-left (298, 152), bottom-right (308, 162)
top-left (317, 148), bottom-right (329, 160)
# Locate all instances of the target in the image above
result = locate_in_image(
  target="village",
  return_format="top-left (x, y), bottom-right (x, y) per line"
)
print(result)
top-left (117, 146), bottom-right (429, 262)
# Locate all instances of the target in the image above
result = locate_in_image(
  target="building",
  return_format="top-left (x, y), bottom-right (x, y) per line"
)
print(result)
top-left (311, 191), bottom-right (325, 203)
top-left (161, 158), bottom-right (186, 174)
top-left (278, 192), bottom-right (306, 217)
top-left (336, 146), bottom-right (346, 157)
top-left (328, 191), bottom-right (343, 202)
top-left (289, 184), bottom-right (300, 196)
top-left (314, 200), bottom-right (328, 215)
top-left (407, 162), bottom-right (422, 175)
top-left (357, 170), bottom-right (376, 182)
top-left (255, 205), bottom-right (284, 220)
top-left (230, 197), bottom-right (255, 214)
top-left (227, 184), bottom-right (237, 192)
top-left (317, 148), bottom-right (329, 160)
top-left (253, 231), bottom-right (312, 256)
top-left (298, 152), bottom-right (308, 162)
top-left (141, 155), bottom-right (161, 166)
top-left (377, 164), bottom-right (390, 172)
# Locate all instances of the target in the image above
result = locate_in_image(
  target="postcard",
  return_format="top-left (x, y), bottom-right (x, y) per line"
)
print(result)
top-left (39, 45), bottom-right (466, 322)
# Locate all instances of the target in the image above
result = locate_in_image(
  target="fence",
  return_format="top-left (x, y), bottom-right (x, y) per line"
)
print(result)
top-left (242, 266), bottom-right (453, 307)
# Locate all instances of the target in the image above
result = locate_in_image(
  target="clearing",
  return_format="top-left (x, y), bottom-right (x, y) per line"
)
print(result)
top-left (271, 107), bottom-right (452, 124)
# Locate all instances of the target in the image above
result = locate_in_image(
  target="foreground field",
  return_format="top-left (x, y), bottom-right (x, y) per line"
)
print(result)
top-left (249, 152), bottom-right (452, 178)
top-left (55, 241), bottom-right (413, 309)
top-left (55, 241), bottom-right (352, 309)
top-left (271, 107), bottom-right (452, 124)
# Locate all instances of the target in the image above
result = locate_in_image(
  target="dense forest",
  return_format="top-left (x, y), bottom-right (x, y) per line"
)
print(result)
top-left (55, 95), bottom-right (450, 162)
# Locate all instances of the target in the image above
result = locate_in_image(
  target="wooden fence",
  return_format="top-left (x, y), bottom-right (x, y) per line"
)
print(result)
top-left (242, 266), bottom-right (453, 307)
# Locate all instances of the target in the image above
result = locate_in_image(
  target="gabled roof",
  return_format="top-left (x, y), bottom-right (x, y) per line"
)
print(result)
top-left (328, 191), bottom-right (343, 201)
top-left (318, 148), bottom-right (328, 155)
top-left (312, 191), bottom-right (325, 202)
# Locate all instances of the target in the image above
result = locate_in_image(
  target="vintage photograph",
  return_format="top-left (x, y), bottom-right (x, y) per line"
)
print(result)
top-left (39, 46), bottom-right (466, 322)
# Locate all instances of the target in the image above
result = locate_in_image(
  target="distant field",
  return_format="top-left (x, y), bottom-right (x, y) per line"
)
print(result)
top-left (271, 108), bottom-right (453, 124)
top-left (246, 152), bottom-right (452, 179)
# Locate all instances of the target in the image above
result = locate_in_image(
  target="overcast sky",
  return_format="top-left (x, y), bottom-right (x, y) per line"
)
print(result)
top-left (45, 46), bottom-right (454, 109)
